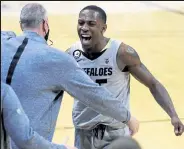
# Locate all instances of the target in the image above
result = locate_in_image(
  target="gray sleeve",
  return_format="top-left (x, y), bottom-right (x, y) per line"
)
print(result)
top-left (2, 85), bottom-right (67, 149)
top-left (52, 53), bottom-right (130, 123)
top-left (1, 31), bottom-right (16, 41)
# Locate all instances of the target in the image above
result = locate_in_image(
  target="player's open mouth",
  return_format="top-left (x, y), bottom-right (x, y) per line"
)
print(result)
top-left (81, 35), bottom-right (92, 42)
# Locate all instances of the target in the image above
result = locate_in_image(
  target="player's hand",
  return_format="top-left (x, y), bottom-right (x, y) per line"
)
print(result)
top-left (171, 116), bottom-right (184, 136)
top-left (127, 116), bottom-right (139, 136)
top-left (64, 145), bottom-right (78, 149)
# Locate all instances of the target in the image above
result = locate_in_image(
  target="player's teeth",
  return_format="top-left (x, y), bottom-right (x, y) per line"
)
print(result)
top-left (82, 35), bottom-right (90, 37)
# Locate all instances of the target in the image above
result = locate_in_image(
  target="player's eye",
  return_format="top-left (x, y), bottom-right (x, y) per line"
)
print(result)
top-left (89, 21), bottom-right (96, 26)
top-left (78, 21), bottom-right (84, 26)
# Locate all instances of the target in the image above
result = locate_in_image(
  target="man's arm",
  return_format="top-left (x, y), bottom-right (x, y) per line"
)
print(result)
top-left (117, 43), bottom-right (184, 136)
top-left (1, 31), bottom-right (16, 41)
top-left (65, 47), bottom-right (138, 134)
top-left (50, 50), bottom-right (131, 124)
top-left (2, 83), bottom-right (75, 149)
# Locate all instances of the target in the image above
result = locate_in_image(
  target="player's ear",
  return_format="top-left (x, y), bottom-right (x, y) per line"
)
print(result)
top-left (19, 21), bottom-right (23, 31)
top-left (102, 24), bottom-right (107, 34)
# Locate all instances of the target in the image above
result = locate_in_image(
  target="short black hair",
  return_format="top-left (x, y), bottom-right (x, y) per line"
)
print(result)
top-left (80, 5), bottom-right (107, 24)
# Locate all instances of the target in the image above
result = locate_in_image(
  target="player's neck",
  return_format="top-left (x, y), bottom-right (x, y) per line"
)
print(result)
top-left (84, 37), bottom-right (110, 54)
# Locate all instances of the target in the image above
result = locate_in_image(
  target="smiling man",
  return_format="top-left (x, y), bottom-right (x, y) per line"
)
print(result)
top-left (66, 5), bottom-right (184, 149)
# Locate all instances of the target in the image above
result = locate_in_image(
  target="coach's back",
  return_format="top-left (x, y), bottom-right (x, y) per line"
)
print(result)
top-left (1, 31), bottom-right (67, 141)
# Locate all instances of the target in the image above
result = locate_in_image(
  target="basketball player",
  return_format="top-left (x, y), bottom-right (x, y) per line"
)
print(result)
top-left (66, 5), bottom-right (184, 149)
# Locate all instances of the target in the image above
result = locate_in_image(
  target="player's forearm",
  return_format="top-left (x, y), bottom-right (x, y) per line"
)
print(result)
top-left (150, 80), bottom-right (178, 118)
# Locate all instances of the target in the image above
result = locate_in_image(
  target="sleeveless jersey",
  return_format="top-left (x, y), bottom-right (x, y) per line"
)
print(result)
top-left (67, 39), bottom-right (130, 131)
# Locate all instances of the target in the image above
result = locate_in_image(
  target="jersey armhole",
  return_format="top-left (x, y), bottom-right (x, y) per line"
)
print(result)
top-left (113, 40), bottom-right (127, 73)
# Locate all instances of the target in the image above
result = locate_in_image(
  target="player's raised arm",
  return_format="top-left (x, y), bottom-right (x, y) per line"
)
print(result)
top-left (117, 43), bottom-right (184, 136)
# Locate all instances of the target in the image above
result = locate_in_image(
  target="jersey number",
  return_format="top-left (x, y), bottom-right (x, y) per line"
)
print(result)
top-left (95, 79), bottom-right (107, 86)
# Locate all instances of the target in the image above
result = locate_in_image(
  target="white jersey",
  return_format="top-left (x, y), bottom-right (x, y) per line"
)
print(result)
top-left (68, 39), bottom-right (130, 131)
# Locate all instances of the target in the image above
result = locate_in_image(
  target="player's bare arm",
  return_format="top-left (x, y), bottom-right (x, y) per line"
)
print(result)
top-left (117, 43), bottom-right (184, 136)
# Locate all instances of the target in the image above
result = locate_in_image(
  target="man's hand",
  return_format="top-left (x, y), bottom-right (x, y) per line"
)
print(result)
top-left (171, 116), bottom-right (184, 136)
top-left (127, 116), bottom-right (139, 136)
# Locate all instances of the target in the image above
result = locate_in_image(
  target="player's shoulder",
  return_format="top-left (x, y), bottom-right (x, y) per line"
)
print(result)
top-left (110, 38), bottom-right (123, 45)
top-left (111, 38), bottom-right (137, 63)
top-left (108, 38), bottom-right (127, 52)
top-left (109, 38), bottom-right (130, 49)
top-left (66, 41), bottom-right (82, 55)
top-left (108, 38), bottom-right (128, 53)
top-left (70, 41), bottom-right (82, 49)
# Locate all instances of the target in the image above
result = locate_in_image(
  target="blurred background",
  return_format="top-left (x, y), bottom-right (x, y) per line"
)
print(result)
top-left (1, 1), bottom-right (184, 149)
